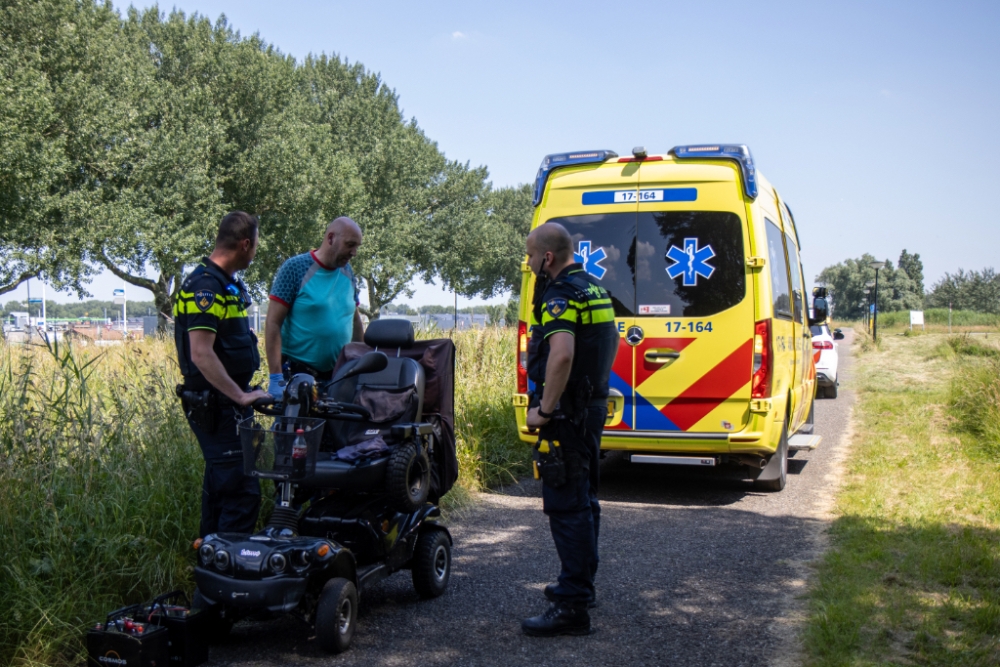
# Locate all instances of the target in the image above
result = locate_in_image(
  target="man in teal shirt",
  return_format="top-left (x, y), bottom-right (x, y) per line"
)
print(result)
top-left (265, 217), bottom-right (365, 396)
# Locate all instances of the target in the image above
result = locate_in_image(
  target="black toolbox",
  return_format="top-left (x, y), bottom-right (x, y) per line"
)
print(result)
top-left (144, 591), bottom-right (209, 667)
top-left (86, 603), bottom-right (169, 667)
top-left (87, 591), bottom-right (210, 667)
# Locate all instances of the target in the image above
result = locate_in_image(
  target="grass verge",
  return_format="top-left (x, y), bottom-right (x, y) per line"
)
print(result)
top-left (804, 333), bottom-right (1000, 666)
top-left (0, 327), bottom-right (528, 665)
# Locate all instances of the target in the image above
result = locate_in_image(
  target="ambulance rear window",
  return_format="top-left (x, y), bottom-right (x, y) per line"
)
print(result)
top-left (635, 211), bottom-right (746, 317)
top-left (542, 213), bottom-right (636, 316)
top-left (540, 211), bottom-right (746, 317)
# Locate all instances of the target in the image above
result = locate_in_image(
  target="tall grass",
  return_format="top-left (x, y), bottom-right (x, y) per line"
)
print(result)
top-left (945, 336), bottom-right (1000, 457)
top-left (447, 327), bottom-right (531, 494)
top-left (0, 326), bottom-right (526, 665)
top-left (0, 338), bottom-right (202, 667)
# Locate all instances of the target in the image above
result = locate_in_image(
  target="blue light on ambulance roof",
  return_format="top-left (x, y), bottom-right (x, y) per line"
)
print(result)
top-left (533, 150), bottom-right (618, 206)
top-left (669, 144), bottom-right (758, 200)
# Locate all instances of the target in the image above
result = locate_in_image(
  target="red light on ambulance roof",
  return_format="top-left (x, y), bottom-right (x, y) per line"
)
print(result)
top-left (617, 156), bottom-right (663, 163)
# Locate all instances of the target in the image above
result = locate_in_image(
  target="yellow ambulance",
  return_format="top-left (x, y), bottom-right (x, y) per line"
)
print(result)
top-left (512, 145), bottom-right (828, 491)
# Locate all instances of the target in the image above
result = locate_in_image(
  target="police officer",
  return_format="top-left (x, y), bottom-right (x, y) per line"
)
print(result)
top-left (174, 211), bottom-right (271, 537)
top-left (521, 222), bottom-right (618, 637)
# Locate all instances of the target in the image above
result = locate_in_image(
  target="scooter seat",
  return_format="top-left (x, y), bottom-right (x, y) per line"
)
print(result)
top-left (305, 451), bottom-right (390, 491)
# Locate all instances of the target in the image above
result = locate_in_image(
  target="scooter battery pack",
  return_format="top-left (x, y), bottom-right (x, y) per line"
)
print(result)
top-left (86, 604), bottom-right (169, 667)
top-left (145, 592), bottom-right (210, 667)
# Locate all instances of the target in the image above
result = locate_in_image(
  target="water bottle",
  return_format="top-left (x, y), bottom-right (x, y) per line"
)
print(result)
top-left (292, 428), bottom-right (308, 478)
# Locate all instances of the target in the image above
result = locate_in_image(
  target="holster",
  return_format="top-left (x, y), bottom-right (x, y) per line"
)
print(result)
top-left (175, 384), bottom-right (218, 433)
top-left (533, 420), bottom-right (567, 488)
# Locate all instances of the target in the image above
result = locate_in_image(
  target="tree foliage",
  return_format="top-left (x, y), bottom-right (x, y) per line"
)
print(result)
top-left (926, 268), bottom-right (1000, 314)
top-left (1, 0), bottom-right (532, 325)
top-left (816, 250), bottom-right (924, 319)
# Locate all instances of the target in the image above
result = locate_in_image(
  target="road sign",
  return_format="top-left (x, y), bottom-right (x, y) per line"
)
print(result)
top-left (28, 298), bottom-right (43, 304)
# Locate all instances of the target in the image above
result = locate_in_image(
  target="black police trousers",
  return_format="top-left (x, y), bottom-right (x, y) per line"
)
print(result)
top-left (186, 403), bottom-right (261, 536)
top-left (540, 406), bottom-right (605, 604)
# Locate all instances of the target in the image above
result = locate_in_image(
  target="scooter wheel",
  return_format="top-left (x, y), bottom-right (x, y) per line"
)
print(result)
top-left (315, 577), bottom-right (357, 653)
top-left (412, 529), bottom-right (451, 598)
top-left (386, 442), bottom-right (430, 512)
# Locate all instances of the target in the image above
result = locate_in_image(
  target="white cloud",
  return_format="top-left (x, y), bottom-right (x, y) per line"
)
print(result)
top-left (452, 31), bottom-right (467, 40)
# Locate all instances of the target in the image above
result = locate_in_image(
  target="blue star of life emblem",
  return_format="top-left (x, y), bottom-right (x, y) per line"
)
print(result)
top-left (574, 240), bottom-right (608, 280)
top-left (665, 238), bottom-right (716, 286)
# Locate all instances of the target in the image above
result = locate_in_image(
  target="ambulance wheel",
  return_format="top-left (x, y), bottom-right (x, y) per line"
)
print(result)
top-left (386, 442), bottom-right (430, 512)
top-left (192, 588), bottom-right (234, 640)
top-left (755, 419), bottom-right (788, 492)
top-left (412, 529), bottom-right (451, 598)
top-left (315, 577), bottom-right (357, 653)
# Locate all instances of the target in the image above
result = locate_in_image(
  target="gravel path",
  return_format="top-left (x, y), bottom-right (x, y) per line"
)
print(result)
top-left (209, 332), bottom-right (856, 667)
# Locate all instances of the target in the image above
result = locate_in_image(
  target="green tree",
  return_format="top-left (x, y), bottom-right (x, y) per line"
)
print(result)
top-left (926, 268), bottom-right (1000, 313)
top-left (897, 249), bottom-right (924, 296)
top-left (0, 0), bottom-right (128, 297)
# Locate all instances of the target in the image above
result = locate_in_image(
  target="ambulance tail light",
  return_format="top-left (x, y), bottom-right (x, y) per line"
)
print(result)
top-left (533, 150), bottom-right (618, 206)
top-left (813, 340), bottom-right (834, 350)
top-left (751, 319), bottom-right (771, 399)
top-left (669, 144), bottom-right (758, 200)
top-left (517, 320), bottom-right (528, 393)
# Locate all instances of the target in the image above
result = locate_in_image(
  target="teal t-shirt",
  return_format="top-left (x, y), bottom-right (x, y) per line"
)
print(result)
top-left (269, 251), bottom-right (360, 372)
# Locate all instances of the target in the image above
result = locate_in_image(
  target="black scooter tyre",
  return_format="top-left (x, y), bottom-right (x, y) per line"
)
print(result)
top-left (412, 529), bottom-right (451, 598)
top-left (315, 577), bottom-right (357, 653)
top-left (386, 442), bottom-right (430, 512)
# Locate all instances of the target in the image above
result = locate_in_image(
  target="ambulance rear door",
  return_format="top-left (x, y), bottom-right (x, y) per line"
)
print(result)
top-left (631, 160), bottom-right (755, 438)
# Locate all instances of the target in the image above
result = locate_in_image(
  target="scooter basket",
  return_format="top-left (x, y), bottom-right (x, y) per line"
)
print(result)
top-left (239, 416), bottom-right (326, 481)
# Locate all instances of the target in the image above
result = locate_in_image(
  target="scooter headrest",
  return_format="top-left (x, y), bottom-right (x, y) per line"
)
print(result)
top-left (364, 318), bottom-right (414, 349)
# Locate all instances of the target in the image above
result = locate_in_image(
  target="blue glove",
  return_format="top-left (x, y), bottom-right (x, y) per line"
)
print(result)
top-left (267, 373), bottom-right (286, 399)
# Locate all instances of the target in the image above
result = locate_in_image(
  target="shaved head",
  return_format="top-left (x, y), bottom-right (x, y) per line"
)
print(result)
top-left (327, 216), bottom-right (361, 237)
top-left (525, 221), bottom-right (575, 278)
top-left (317, 216), bottom-right (363, 268)
top-left (527, 222), bottom-right (573, 263)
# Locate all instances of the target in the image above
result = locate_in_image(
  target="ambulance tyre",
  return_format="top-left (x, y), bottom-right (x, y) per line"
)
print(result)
top-left (315, 577), bottom-right (357, 653)
top-left (386, 442), bottom-right (430, 512)
top-left (755, 419), bottom-right (788, 492)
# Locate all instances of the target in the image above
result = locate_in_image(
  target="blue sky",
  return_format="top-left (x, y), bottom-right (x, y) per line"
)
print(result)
top-left (18, 0), bottom-right (1000, 306)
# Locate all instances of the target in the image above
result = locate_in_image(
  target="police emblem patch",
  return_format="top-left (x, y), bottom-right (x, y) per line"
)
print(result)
top-left (546, 298), bottom-right (568, 317)
top-left (194, 290), bottom-right (215, 312)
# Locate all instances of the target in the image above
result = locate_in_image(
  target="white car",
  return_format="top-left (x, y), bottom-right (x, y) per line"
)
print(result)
top-left (810, 323), bottom-right (843, 398)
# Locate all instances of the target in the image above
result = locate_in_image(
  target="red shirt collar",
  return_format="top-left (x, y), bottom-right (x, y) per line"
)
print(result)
top-left (310, 249), bottom-right (335, 270)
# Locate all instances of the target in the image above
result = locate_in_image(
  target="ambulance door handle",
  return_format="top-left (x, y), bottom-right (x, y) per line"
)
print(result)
top-left (644, 350), bottom-right (680, 364)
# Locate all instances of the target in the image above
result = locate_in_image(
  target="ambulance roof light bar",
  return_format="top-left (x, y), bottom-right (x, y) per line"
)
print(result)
top-left (533, 150), bottom-right (618, 206)
top-left (669, 144), bottom-right (758, 200)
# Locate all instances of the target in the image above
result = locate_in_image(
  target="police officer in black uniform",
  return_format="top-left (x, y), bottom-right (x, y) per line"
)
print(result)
top-left (521, 222), bottom-right (619, 637)
top-left (174, 211), bottom-right (271, 537)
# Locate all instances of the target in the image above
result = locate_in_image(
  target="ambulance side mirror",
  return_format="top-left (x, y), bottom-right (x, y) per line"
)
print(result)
top-left (809, 297), bottom-right (829, 325)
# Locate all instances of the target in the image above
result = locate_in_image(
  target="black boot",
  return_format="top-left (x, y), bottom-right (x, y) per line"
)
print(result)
top-left (521, 602), bottom-right (591, 637)
top-left (544, 583), bottom-right (597, 609)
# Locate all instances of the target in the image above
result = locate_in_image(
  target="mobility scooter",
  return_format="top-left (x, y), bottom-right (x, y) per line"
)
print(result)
top-left (193, 320), bottom-right (457, 653)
